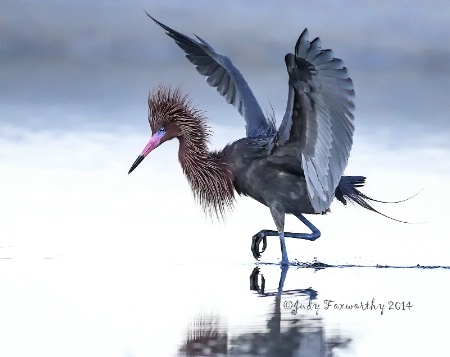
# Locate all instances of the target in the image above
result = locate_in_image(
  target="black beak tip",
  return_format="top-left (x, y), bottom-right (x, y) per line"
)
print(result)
top-left (128, 155), bottom-right (144, 175)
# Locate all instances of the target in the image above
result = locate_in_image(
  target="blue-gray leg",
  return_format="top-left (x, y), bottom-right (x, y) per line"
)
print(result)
top-left (279, 232), bottom-right (288, 264)
top-left (293, 214), bottom-right (321, 241)
top-left (251, 214), bottom-right (321, 263)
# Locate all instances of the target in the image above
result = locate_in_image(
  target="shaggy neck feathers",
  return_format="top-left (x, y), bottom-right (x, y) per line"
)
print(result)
top-left (148, 86), bottom-right (235, 218)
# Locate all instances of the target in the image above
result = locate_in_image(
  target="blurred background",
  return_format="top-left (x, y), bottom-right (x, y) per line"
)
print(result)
top-left (1, 1), bottom-right (450, 356)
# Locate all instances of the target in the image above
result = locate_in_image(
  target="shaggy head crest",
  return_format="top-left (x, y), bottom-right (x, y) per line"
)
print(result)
top-left (147, 85), bottom-right (235, 220)
top-left (148, 86), bottom-right (212, 147)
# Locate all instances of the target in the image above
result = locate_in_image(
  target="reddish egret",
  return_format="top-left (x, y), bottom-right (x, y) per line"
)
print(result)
top-left (129, 13), bottom-right (404, 264)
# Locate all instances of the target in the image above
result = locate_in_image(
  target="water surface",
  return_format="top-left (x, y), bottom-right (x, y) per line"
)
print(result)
top-left (1, 257), bottom-right (448, 357)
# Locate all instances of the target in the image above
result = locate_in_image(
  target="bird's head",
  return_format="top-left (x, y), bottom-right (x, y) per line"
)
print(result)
top-left (128, 85), bottom-right (210, 174)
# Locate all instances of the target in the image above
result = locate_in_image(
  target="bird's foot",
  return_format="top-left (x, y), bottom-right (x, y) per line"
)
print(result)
top-left (251, 231), bottom-right (267, 260)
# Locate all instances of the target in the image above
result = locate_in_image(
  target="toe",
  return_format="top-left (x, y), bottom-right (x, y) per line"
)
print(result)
top-left (251, 232), bottom-right (267, 261)
top-left (261, 237), bottom-right (267, 253)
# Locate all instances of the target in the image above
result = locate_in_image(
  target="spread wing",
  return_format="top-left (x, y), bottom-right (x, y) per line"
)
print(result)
top-left (270, 29), bottom-right (355, 213)
top-left (145, 12), bottom-right (276, 138)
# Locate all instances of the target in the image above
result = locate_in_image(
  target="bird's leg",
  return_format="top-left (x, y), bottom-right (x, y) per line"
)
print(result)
top-left (251, 213), bottom-right (320, 263)
top-left (284, 214), bottom-right (321, 241)
top-left (279, 232), bottom-right (289, 265)
top-left (251, 205), bottom-right (289, 264)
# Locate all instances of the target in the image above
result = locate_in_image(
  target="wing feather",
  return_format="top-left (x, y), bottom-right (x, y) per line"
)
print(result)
top-left (271, 28), bottom-right (356, 213)
top-left (145, 12), bottom-right (276, 137)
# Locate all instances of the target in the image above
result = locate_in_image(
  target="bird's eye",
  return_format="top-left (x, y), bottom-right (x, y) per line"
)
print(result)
top-left (158, 127), bottom-right (165, 133)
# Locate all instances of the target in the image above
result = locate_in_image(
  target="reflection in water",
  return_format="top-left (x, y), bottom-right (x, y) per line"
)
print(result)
top-left (250, 266), bottom-right (318, 299)
top-left (229, 315), bottom-right (351, 357)
top-left (178, 313), bottom-right (228, 356)
top-left (177, 266), bottom-right (351, 356)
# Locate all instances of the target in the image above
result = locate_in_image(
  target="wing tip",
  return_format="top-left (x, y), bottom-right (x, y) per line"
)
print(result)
top-left (295, 28), bottom-right (310, 57)
top-left (144, 10), bottom-right (176, 37)
top-left (143, 9), bottom-right (156, 22)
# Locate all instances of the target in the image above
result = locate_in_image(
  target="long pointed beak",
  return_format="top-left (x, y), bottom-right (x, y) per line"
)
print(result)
top-left (128, 155), bottom-right (145, 174)
top-left (128, 131), bottom-right (164, 175)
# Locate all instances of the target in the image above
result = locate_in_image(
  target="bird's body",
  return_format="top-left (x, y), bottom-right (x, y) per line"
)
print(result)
top-left (129, 13), bottom-right (403, 264)
top-left (221, 138), bottom-right (316, 215)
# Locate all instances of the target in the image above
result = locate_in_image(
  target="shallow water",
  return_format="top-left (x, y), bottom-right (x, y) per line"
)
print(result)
top-left (1, 257), bottom-right (448, 357)
top-left (2, 126), bottom-right (449, 356)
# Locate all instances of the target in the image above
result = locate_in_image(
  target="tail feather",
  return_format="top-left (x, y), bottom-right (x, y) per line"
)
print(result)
top-left (335, 176), bottom-right (416, 224)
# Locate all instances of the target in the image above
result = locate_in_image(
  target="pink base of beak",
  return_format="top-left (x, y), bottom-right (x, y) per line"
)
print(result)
top-left (141, 132), bottom-right (164, 157)
top-left (128, 131), bottom-right (165, 174)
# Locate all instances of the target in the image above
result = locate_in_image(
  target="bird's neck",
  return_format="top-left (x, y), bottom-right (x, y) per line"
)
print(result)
top-left (177, 135), bottom-right (235, 218)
